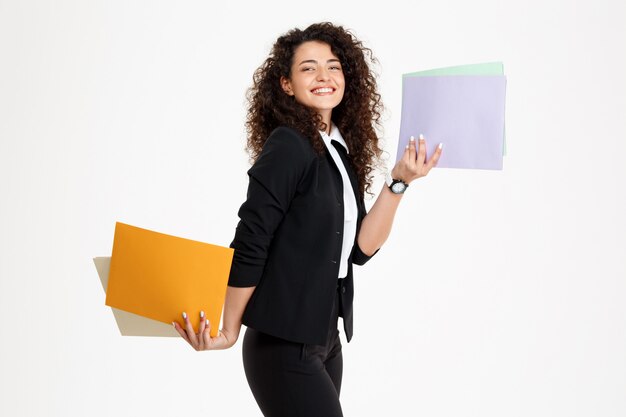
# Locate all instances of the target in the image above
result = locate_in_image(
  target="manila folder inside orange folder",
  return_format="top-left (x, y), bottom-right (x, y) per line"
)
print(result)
top-left (105, 222), bottom-right (234, 337)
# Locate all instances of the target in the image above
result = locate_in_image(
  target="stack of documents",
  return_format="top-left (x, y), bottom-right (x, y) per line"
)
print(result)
top-left (398, 62), bottom-right (507, 170)
top-left (95, 222), bottom-right (234, 337)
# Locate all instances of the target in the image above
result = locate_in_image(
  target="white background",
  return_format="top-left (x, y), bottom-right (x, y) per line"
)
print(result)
top-left (1, 0), bottom-right (625, 416)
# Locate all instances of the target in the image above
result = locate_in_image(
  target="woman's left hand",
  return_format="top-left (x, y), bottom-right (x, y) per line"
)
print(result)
top-left (391, 134), bottom-right (442, 184)
top-left (173, 311), bottom-right (235, 351)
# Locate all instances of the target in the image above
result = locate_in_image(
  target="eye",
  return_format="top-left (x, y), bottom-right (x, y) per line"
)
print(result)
top-left (329, 65), bottom-right (342, 71)
top-left (301, 66), bottom-right (316, 72)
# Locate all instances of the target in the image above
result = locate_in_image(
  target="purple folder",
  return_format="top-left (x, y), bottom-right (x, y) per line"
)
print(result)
top-left (398, 75), bottom-right (507, 170)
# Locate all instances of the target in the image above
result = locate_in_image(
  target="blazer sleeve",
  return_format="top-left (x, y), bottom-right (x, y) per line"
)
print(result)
top-left (351, 196), bottom-right (380, 266)
top-left (351, 242), bottom-right (379, 266)
top-left (228, 127), bottom-right (315, 287)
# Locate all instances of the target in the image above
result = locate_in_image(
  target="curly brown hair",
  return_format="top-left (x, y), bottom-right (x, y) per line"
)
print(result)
top-left (245, 22), bottom-right (383, 196)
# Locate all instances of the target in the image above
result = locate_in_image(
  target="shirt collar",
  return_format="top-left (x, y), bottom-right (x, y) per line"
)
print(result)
top-left (319, 123), bottom-right (349, 154)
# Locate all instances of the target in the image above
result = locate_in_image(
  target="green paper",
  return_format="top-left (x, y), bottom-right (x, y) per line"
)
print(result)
top-left (404, 61), bottom-right (504, 77)
top-left (404, 62), bottom-right (507, 155)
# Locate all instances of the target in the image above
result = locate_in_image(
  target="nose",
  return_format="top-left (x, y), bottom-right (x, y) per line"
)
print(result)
top-left (317, 67), bottom-right (330, 81)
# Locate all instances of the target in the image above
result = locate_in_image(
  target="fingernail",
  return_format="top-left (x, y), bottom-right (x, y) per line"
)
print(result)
top-left (438, 143), bottom-right (443, 149)
top-left (410, 135), bottom-right (415, 142)
top-left (205, 319), bottom-right (209, 326)
top-left (172, 321), bottom-right (176, 327)
top-left (419, 133), bottom-right (425, 140)
top-left (182, 312), bottom-right (187, 319)
top-left (200, 310), bottom-right (205, 318)
top-left (405, 144), bottom-right (409, 149)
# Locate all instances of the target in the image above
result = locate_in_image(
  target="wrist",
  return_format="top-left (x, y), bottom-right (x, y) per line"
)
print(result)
top-left (389, 168), bottom-right (401, 181)
top-left (220, 327), bottom-right (239, 348)
top-left (385, 172), bottom-right (408, 194)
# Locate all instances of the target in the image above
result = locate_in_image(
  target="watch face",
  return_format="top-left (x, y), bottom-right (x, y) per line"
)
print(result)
top-left (391, 181), bottom-right (406, 194)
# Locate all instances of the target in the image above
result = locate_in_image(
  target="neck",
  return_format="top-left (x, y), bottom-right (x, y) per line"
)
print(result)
top-left (319, 110), bottom-right (332, 134)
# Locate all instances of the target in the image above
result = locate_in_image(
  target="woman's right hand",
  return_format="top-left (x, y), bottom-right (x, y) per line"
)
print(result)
top-left (391, 134), bottom-right (442, 185)
top-left (173, 311), bottom-right (236, 351)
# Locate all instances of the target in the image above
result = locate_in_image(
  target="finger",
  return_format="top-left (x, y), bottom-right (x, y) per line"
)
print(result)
top-left (203, 319), bottom-right (212, 348)
top-left (173, 321), bottom-right (191, 344)
top-left (182, 312), bottom-right (199, 348)
top-left (401, 139), bottom-right (411, 164)
top-left (416, 134), bottom-right (427, 167)
top-left (426, 143), bottom-right (443, 170)
top-left (197, 311), bottom-right (206, 350)
top-left (408, 135), bottom-right (416, 163)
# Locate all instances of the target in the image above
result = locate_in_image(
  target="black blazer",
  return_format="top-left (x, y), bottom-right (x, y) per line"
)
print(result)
top-left (228, 126), bottom-right (377, 345)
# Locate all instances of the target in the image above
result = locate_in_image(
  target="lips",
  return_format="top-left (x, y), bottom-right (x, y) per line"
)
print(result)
top-left (311, 87), bottom-right (335, 95)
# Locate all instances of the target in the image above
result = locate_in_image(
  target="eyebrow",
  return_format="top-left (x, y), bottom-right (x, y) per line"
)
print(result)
top-left (298, 59), bottom-right (341, 65)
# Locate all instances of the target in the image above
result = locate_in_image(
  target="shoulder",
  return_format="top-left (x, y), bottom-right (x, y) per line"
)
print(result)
top-left (263, 126), bottom-right (316, 160)
top-left (248, 126), bottom-right (317, 179)
top-left (269, 126), bottom-right (309, 142)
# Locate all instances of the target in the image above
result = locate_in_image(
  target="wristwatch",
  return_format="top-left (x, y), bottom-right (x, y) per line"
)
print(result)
top-left (385, 172), bottom-right (408, 194)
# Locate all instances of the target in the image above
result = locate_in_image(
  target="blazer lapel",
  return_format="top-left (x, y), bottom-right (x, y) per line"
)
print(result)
top-left (330, 140), bottom-right (364, 219)
top-left (325, 145), bottom-right (343, 204)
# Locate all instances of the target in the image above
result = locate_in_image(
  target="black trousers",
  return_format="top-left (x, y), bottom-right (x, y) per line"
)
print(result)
top-left (242, 283), bottom-right (344, 417)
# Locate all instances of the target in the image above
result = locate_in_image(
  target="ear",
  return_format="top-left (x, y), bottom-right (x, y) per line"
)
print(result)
top-left (280, 76), bottom-right (294, 96)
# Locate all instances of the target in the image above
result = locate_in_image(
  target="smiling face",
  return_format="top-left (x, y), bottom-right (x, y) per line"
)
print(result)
top-left (280, 41), bottom-right (345, 129)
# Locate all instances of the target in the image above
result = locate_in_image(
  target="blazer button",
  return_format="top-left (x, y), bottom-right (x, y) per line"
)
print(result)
top-left (331, 260), bottom-right (337, 264)
top-left (336, 231), bottom-right (341, 235)
top-left (342, 287), bottom-right (346, 294)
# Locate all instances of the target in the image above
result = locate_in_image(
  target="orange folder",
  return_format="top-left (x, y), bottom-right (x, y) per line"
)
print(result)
top-left (105, 222), bottom-right (234, 337)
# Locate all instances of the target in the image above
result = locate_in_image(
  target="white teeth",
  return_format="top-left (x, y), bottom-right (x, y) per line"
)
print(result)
top-left (312, 87), bottom-right (333, 94)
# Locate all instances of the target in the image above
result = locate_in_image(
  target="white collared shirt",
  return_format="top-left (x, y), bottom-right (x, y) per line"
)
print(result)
top-left (319, 124), bottom-right (358, 279)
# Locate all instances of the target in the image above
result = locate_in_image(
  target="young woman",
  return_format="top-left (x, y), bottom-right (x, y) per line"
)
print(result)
top-left (174, 22), bottom-right (442, 416)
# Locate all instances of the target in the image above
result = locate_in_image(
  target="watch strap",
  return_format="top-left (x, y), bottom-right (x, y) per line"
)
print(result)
top-left (385, 172), bottom-right (408, 193)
